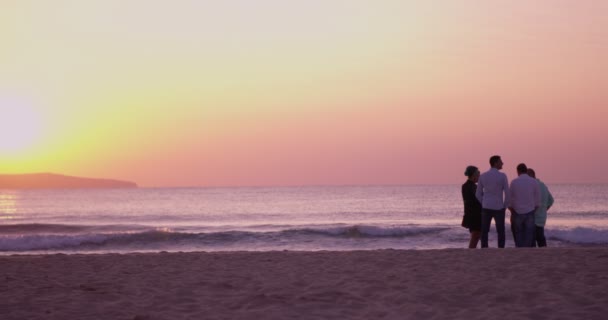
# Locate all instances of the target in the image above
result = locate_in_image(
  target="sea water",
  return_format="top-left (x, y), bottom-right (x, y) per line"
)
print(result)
top-left (1, 185), bottom-right (607, 254)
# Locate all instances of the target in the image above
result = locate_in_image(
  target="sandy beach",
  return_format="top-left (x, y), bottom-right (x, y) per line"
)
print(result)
top-left (1, 248), bottom-right (607, 319)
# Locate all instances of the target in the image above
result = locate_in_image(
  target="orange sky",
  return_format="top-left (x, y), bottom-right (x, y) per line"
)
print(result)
top-left (1, 1), bottom-right (607, 187)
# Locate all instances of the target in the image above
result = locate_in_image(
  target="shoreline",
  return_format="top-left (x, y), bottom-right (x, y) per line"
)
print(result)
top-left (2, 248), bottom-right (608, 319)
top-left (2, 242), bottom-right (608, 256)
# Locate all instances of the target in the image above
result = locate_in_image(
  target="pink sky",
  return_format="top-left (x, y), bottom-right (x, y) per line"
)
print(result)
top-left (1, 1), bottom-right (607, 186)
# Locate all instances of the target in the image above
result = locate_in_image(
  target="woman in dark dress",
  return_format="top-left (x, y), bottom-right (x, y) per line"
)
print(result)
top-left (461, 165), bottom-right (482, 248)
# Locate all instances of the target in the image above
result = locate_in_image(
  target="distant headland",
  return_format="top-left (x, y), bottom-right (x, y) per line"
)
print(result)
top-left (0, 173), bottom-right (138, 189)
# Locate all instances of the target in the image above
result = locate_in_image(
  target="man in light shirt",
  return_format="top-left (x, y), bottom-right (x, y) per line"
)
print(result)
top-left (508, 163), bottom-right (541, 247)
top-left (526, 168), bottom-right (554, 247)
top-left (476, 155), bottom-right (510, 248)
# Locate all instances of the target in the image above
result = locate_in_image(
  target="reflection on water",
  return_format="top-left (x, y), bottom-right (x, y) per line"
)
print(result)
top-left (0, 192), bottom-right (18, 220)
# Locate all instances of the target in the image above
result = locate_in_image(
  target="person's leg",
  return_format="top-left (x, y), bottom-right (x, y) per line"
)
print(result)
top-left (536, 226), bottom-right (547, 247)
top-left (524, 212), bottom-right (536, 247)
top-left (495, 209), bottom-right (506, 248)
top-left (480, 209), bottom-right (492, 248)
top-left (513, 212), bottom-right (525, 247)
top-left (469, 230), bottom-right (481, 248)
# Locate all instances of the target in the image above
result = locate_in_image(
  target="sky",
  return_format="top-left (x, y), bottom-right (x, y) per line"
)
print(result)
top-left (1, 0), bottom-right (607, 187)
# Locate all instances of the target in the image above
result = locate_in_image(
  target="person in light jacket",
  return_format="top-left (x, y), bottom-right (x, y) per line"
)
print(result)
top-left (526, 168), bottom-right (554, 247)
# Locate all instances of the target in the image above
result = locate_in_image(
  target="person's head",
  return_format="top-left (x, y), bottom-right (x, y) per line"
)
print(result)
top-left (464, 165), bottom-right (480, 182)
top-left (517, 163), bottom-right (528, 175)
top-left (489, 155), bottom-right (503, 170)
top-left (527, 168), bottom-right (536, 179)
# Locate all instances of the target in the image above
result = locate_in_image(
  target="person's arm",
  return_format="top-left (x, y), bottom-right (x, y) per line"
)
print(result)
top-left (547, 188), bottom-right (555, 210)
top-left (475, 177), bottom-right (484, 204)
top-left (503, 175), bottom-right (511, 210)
top-left (534, 181), bottom-right (541, 211)
top-left (464, 184), bottom-right (474, 203)
top-left (461, 184), bottom-right (467, 202)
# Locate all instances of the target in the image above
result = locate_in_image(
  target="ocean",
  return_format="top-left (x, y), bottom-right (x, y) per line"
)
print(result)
top-left (1, 185), bottom-right (607, 254)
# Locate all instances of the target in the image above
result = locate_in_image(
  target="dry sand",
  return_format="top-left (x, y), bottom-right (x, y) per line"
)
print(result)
top-left (1, 248), bottom-right (608, 320)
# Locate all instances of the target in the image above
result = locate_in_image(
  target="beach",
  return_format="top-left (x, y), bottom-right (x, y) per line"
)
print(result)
top-left (2, 248), bottom-right (607, 319)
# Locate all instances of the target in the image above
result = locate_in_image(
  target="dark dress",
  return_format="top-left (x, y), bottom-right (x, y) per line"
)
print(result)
top-left (461, 180), bottom-right (482, 232)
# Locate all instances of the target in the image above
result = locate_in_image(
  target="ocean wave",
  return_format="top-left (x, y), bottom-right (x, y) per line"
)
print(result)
top-left (294, 225), bottom-right (450, 238)
top-left (0, 224), bottom-right (449, 251)
top-left (0, 233), bottom-right (113, 251)
top-left (2, 224), bottom-right (607, 252)
top-left (547, 227), bottom-right (608, 244)
top-left (0, 223), bottom-right (150, 234)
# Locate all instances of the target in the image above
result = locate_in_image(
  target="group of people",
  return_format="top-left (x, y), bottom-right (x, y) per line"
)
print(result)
top-left (461, 155), bottom-right (554, 248)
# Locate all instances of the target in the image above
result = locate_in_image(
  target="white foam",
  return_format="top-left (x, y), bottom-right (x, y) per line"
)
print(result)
top-left (547, 226), bottom-right (608, 244)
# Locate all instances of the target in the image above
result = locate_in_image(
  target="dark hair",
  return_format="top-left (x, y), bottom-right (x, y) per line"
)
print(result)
top-left (489, 155), bottom-right (501, 167)
top-left (517, 163), bottom-right (528, 174)
top-left (464, 165), bottom-right (478, 177)
top-left (527, 168), bottom-right (536, 178)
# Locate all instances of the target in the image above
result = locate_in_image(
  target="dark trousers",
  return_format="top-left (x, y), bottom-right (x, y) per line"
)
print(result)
top-left (535, 226), bottom-right (547, 247)
top-left (513, 210), bottom-right (536, 247)
top-left (481, 208), bottom-right (506, 248)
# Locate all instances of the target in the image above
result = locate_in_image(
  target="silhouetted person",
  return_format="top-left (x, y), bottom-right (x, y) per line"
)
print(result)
top-left (509, 163), bottom-right (540, 247)
top-left (462, 166), bottom-right (482, 248)
top-left (476, 155), bottom-right (510, 248)
top-left (527, 168), bottom-right (554, 247)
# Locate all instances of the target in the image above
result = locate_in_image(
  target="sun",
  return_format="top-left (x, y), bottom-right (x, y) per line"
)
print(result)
top-left (0, 95), bottom-right (44, 155)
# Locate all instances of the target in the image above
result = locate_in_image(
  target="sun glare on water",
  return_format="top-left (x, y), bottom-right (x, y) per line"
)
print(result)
top-left (0, 96), bottom-right (44, 155)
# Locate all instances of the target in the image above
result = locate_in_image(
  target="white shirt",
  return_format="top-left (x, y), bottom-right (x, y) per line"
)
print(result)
top-left (509, 174), bottom-right (541, 214)
top-left (476, 168), bottom-right (510, 210)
